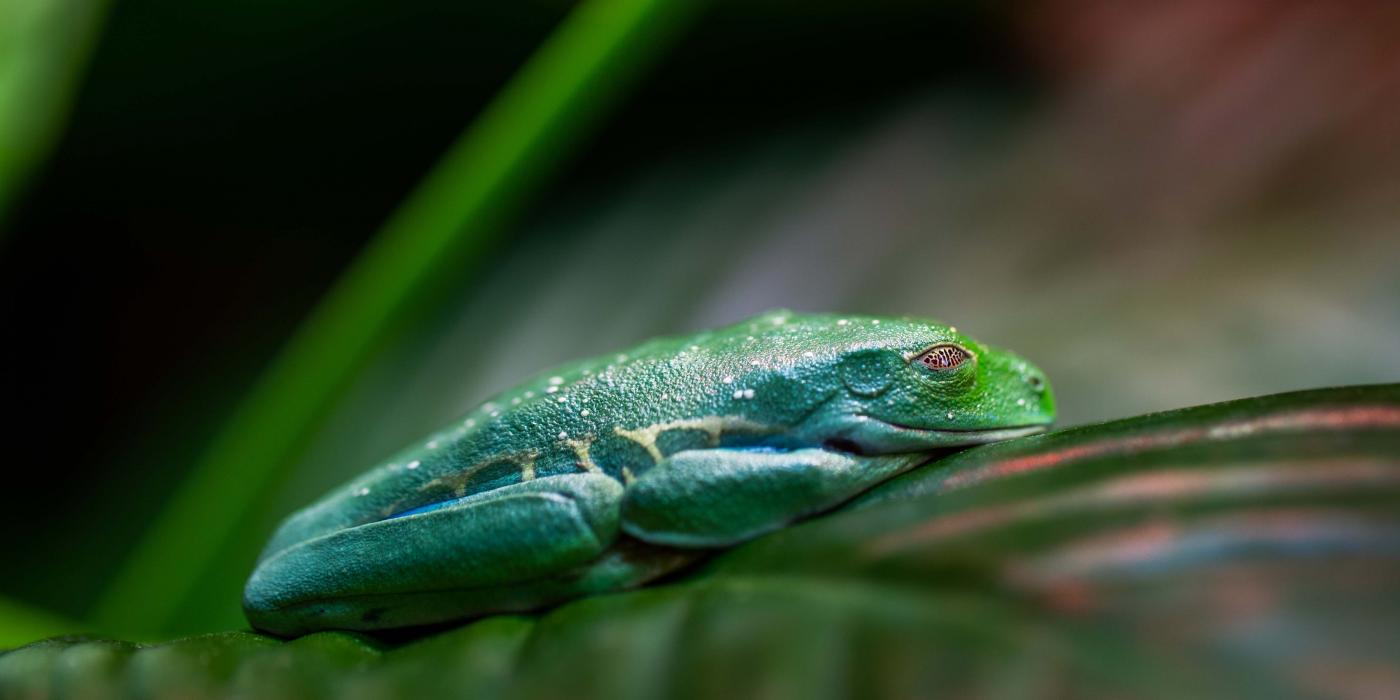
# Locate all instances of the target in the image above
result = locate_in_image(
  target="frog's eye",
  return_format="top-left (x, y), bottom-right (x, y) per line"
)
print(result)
top-left (914, 344), bottom-right (971, 372)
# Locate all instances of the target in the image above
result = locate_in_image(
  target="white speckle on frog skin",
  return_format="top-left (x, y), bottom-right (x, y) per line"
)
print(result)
top-left (558, 431), bottom-right (568, 439)
top-left (949, 326), bottom-right (957, 333)
top-left (426, 440), bottom-right (439, 449)
top-left (803, 351), bottom-right (815, 358)
top-left (581, 396), bottom-right (589, 403)
top-left (732, 389), bottom-right (744, 400)
top-left (524, 391), bottom-right (535, 399)
top-left (659, 393), bottom-right (668, 400)
top-left (690, 345), bottom-right (700, 351)
top-left (545, 386), bottom-right (559, 394)
top-left (872, 319), bottom-right (880, 325)
top-left (556, 397), bottom-right (567, 404)
top-left (511, 397), bottom-right (521, 405)
top-left (357, 487), bottom-right (370, 496)
top-left (750, 360), bottom-right (761, 366)
top-left (1017, 398), bottom-right (1027, 406)
top-left (946, 412), bottom-right (955, 420)
top-left (616, 354), bottom-right (628, 362)
top-left (580, 409), bottom-right (590, 417)
top-left (463, 418), bottom-right (476, 428)
top-left (722, 376), bottom-right (734, 384)
top-left (549, 376), bottom-right (564, 385)
top-left (490, 411), bottom-right (501, 417)
top-left (407, 460), bottom-right (420, 470)
top-left (837, 319), bottom-right (848, 326)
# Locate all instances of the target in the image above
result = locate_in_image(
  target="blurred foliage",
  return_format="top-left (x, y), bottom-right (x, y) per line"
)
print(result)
top-left (5, 384), bottom-right (1399, 698)
top-left (0, 599), bottom-right (78, 652)
top-left (0, 0), bottom-right (108, 228)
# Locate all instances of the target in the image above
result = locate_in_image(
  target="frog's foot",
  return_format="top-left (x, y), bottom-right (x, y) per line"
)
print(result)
top-left (620, 447), bottom-right (929, 547)
top-left (244, 473), bottom-right (627, 635)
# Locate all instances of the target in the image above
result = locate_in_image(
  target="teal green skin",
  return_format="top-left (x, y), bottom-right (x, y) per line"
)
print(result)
top-left (243, 311), bottom-right (1055, 635)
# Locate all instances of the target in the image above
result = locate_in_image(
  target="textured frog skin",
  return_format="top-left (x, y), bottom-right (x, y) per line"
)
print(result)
top-left (244, 310), bottom-right (1054, 635)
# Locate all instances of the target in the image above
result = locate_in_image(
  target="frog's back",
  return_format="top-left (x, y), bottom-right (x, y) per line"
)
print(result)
top-left (259, 311), bottom-right (833, 558)
top-left (410, 310), bottom-right (822, 494)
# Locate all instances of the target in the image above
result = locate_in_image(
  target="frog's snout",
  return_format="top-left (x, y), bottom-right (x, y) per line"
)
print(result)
top-left (1022, 367), bottom-right (1055, 424)
top-left (993, 347), bottom-right (1055, 425)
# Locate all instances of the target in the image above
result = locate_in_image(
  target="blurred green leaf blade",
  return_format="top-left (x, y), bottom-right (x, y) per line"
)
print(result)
top-left (0, 598), bottom-right (82, 651)
top-left (0, 0), bottom-right (109, 230)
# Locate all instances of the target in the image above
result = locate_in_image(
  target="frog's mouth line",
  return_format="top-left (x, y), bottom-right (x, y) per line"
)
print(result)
top-left (861, 416), bottom-right (1051, 443)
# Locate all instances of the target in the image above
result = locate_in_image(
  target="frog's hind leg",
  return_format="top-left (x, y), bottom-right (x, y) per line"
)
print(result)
top-left (245, 473), bottom-right (629, 635)
top-left (620, 447), bottom-right (928, 548)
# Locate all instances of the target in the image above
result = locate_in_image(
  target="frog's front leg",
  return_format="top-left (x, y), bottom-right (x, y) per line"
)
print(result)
top-left (244, 473), bottom-right (623, 635)
top-left (620, 447), bottom-right (929, 547)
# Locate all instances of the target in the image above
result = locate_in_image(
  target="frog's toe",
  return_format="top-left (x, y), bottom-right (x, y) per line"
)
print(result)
top-left (244, 473), bottom-right (623, 634)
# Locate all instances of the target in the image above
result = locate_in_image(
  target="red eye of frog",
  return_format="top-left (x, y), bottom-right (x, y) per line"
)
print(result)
top-left (915, 344), bottom-right (970, 371)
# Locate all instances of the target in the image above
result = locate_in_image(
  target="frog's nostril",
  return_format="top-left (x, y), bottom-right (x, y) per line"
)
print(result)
top-left (1027, 375), bottom-right (1044, 392)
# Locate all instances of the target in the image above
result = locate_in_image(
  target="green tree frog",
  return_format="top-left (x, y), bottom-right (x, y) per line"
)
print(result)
top-left (244, 311), bottom-right (1054, 635)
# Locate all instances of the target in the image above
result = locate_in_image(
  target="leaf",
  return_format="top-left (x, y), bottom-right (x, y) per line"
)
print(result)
top-left (8, 384), bottom-right (1400, 698)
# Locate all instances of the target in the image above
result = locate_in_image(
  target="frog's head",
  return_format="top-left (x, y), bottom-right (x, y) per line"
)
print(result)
top-left (791, 316), bottom-right (1055, 454)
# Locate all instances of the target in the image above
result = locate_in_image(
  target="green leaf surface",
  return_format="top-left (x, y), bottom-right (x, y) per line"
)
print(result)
top-left (10, 384), bottom-right (1400, 698)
